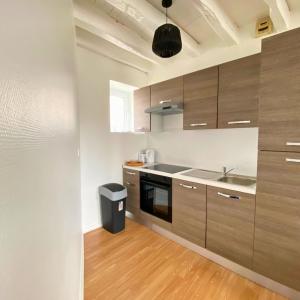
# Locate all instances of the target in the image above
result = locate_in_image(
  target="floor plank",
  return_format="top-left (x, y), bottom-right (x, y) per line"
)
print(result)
top-left (84, 218), bottom-right (287, 300)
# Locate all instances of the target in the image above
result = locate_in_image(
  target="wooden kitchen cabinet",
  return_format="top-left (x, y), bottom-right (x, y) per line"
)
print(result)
top-left (206, 186), bottom-right (255, 268)
top-left (134, 86), bottom-right (151, 132)
top-left (123, 169), bottom-right (140, 214)
top-left (172, 179), bottom-right (207, 247)
top-left (253, 151), bottom-right (300, 290)
top-left (259, 28), bottom-right (300, 152)
top-left (183, 67), bottom-right (218, 130)
top-left (218, 54), bottom-right (260, 128)
top-left (151, 76), bottom-right (183, 107)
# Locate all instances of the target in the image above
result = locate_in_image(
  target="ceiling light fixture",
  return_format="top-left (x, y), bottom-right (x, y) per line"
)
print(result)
top-left (152, 0), bottom-right (182, 58)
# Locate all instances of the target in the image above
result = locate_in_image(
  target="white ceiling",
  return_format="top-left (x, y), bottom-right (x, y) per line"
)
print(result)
top-left (73, 0), bottom-right (300, 72)
top-left (94, 0), bottom-right (152, 42)
top-left (288, 0), bottom-right (300, 10)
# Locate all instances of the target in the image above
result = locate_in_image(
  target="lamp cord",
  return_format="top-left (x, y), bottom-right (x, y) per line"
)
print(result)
top-left (166, 6), bottom-right (168, 23)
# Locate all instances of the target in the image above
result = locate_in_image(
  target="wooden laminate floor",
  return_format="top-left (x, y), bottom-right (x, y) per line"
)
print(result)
top-left (84, 219), bottom-right (286, 300)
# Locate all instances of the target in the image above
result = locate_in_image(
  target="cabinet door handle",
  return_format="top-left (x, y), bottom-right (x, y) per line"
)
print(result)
top-left (286, 142), bottom-right (300, 146)
top-left (227, 120), bottom-right (251, 125)
top-left (286, 158), bottom-right (300, 163)
top-left (217, 192), bottom-right (240, 200)
top-left (126, 182), bottom-right (135, 186)
top-left (189, 123), bottom-right (207, 127)
top-left (126, 171), bottom-right (136, 175)
top-left (179, 183), bottom-right (197, 190)
top-left (160, 100), bottom-right (172, 104)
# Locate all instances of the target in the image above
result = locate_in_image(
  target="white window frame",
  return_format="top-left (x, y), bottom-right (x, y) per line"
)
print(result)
top-left (109, 80), bottom-right (136, 133)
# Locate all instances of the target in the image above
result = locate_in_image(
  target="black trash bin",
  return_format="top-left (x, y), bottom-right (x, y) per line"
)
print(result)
top-left (99, 183), bottom-right (127, 234)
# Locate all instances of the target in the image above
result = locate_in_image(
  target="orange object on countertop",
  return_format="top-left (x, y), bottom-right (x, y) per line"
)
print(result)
top-left (125, 160), bottom-right (144, 167)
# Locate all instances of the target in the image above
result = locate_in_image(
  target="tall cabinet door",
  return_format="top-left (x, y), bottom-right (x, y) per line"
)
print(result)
top-left (151, 77), bottom-right (183, 107)
top-left (183, 67), bottom-right (218, 130)
top-left (253, 151), bottom-right (300, 290)
top-left (218, 54), bottom-right (260, 128)
top-left (259, 28), bottom-right (300, 152)
top-left (134, 86), bottom-right (151, 132)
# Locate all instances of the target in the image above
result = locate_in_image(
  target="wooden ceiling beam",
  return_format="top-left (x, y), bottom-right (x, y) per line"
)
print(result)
top-left (75, 27), bottom-right (152, 73)
top-left (193, 0), bottom-right (240, 45)
top-left (73, 0), bottom-right (158, 65)
top-left (264, 0), bottom-right (290, 31)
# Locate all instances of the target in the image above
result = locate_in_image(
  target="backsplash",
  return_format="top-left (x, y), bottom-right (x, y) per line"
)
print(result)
top-left (146, 116), bottom-right (258, 177)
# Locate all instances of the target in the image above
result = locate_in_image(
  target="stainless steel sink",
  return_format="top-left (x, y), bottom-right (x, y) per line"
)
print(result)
top-left (182, 169), bottom-right (222, 180)
top-left (181, 168), bottom-right (256, 187)
top-left (217, 176), bottom-right (256, 186)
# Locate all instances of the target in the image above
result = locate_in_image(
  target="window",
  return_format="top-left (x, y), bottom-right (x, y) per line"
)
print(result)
top-left (109, 80), bottom-right (136, 133)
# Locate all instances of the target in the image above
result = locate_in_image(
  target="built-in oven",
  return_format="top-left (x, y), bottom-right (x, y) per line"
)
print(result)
top-left (140, 172), bottom-right (172, 223)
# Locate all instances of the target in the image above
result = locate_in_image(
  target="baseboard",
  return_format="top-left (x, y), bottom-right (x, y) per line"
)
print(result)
top-left (151, 224), bottom-right (300, 300)
top-left (83, 223), bottom-right (102, 234)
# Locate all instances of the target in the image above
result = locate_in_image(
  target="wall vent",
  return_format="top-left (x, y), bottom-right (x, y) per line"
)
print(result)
top-left (256, 17), bottom-right (273, 38)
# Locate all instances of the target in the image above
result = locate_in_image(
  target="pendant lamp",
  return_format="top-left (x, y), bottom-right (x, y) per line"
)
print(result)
top-left (152, 0), bottom-right (182, 58)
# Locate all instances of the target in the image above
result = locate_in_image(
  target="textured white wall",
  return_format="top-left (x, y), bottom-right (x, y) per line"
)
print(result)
top-left (76, 46), bottom-right (148, 233)
top-left (0, 1), bottom-right (82, 300)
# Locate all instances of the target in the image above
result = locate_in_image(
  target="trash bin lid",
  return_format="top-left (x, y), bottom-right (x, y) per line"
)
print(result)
top-left (102, 183), bottom-right (125, 192)
top-left (99, 183), bottom-right (127, 201)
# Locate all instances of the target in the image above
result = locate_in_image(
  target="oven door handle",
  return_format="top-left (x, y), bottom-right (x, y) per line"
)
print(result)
top-left (140, 179), bottom-right (171, 189)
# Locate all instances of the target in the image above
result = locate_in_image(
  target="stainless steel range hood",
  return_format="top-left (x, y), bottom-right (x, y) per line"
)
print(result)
top-left (144, 103), bottom-right (183, 115)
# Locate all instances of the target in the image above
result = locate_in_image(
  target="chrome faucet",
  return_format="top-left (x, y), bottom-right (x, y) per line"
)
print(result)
top-left (222, 166), bottom-right (235, 176)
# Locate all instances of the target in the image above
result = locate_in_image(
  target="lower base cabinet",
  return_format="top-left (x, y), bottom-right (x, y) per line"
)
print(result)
top-left (172, 179), bottom-right (207, 247)
top-left (123, 168), bottom-right (300, 292)
top-left (206, 186), bottom-right (255, 268)
top-left (123, 169), bottom-right (140, 214)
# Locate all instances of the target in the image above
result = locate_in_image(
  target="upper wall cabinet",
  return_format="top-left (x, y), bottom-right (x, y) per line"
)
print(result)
top-left (151, 76), bottom-right (183, 107)
top-left (134, 86), bottom-right (151, 132)
top-left (183, 67), bottom-right (218, 130)
top-left (259, 28), bottom-right (300, 152)
top-left (218, 54), bottom-right (260, 128)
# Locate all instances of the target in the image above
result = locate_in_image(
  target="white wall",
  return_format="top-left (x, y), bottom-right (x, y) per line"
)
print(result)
top-left (147, 116), bottom-right (258, 177)
top-left (0, 1), bottom-right (82, 300)
top-left (148, 114), bottom-right (258, 176)
top-left (76, 46), bottom-right (148, 233)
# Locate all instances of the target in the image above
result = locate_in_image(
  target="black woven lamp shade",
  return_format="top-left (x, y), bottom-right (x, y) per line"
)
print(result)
top-left (152, 23), bottom-right (182, 58)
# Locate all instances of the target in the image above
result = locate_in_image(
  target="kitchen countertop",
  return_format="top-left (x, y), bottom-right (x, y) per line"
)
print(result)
top-left (123, 164), bottom-right (256, 195)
